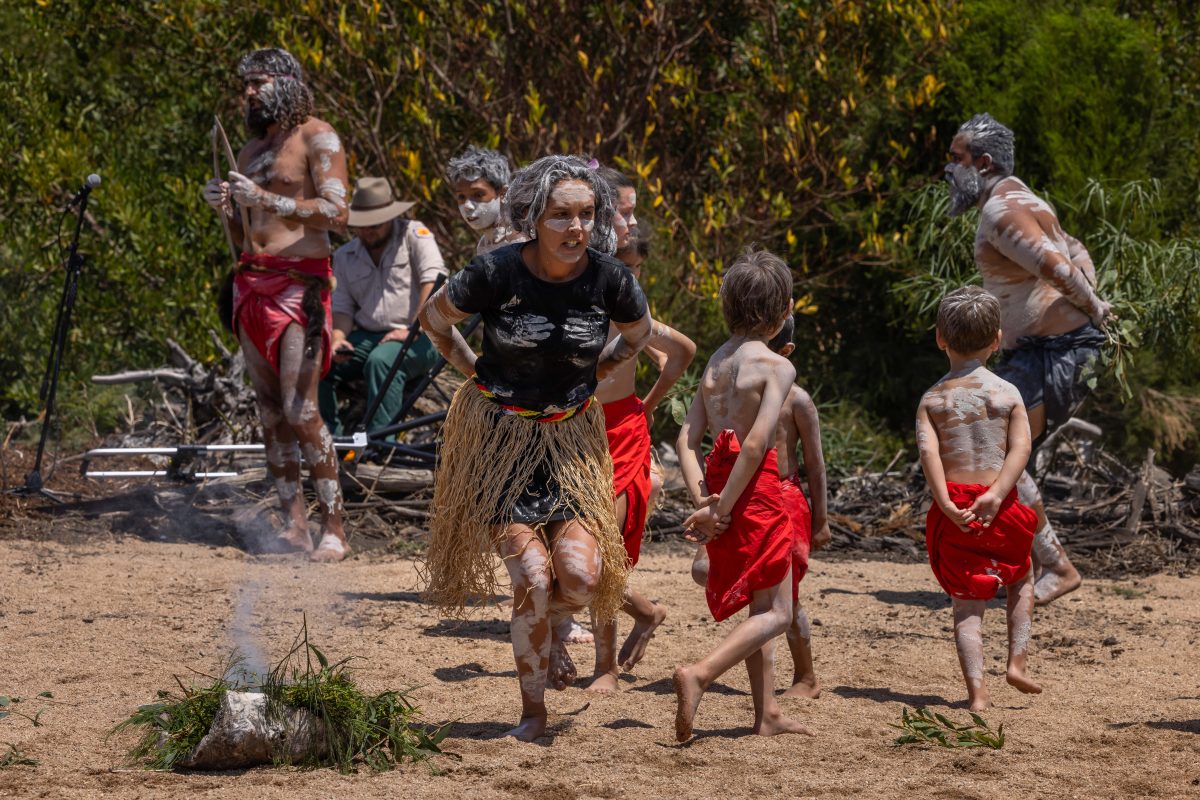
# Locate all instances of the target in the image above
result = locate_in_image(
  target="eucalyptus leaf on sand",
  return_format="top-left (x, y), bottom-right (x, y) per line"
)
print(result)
top-left (889, 706), bottom-right (1005, 749)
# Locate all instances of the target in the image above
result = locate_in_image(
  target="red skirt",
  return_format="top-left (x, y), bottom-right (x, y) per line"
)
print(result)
top-left (780, 472), bottom-right (812, 600)
top-left (926, 482), bottom-right (1036, 600)
top-left (604, 394), bottom-right (652, 567)
top-left (703, 430), bottom-right (793, 622)
top-left (233, 252), bottom-right (333, 377)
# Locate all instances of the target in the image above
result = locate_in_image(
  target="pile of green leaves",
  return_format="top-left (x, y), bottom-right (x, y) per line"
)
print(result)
top-left (890, 706), bottom-right (1005, 749)
top-left (263, 620), bottom-right (450, 773)
top-left (111, 670), bottom-right (240, 770)
top-left (113, 623), bottom-right (447, 773)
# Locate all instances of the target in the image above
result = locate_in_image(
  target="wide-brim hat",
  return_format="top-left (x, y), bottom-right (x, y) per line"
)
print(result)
top-left (347, 177), bottom-right (415, 227)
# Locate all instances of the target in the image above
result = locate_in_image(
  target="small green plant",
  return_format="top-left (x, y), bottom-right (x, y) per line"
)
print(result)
top-left (0, 692), bottom-right (52, 769)
top-left (1109, 585), bottom-right (1146, 600)
top-left (890, 706), bottom-right (1005, 749)
top-left (0, 744), bottom-right (37, 768)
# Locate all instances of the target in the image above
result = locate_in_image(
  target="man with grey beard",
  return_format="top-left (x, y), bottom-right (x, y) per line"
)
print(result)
top-left (202, 48), bottom-right (351, 562)
top-left (944, 113), bottom-right (1111, 605)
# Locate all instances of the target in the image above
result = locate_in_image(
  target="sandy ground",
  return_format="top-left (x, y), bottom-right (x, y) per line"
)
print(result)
top-left (1, 530), bottom-right (1198, 799)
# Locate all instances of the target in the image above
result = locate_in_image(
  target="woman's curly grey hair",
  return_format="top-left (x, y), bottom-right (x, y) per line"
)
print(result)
top-left (237, 48), bottom-right (313, 133)
top-left (445, 146), bottom-right (511, 190)
top-left (505, 155), bottom-right (616, 254)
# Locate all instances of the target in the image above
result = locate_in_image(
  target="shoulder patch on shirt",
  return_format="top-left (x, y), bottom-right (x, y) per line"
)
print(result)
top-left (415, 227), bottom-right (433, 237)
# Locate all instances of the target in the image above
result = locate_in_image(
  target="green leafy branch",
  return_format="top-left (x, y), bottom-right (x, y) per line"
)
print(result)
top-left (890, 706), bottom-right (1005, 749)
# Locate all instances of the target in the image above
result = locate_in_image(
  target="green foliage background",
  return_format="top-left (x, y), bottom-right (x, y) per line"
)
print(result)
top-left (2, 0), bottom-right (1198, 471)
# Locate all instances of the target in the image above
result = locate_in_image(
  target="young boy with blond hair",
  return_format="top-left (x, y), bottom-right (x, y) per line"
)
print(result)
top-left (916, 285), bottom-right (1042, 711)
top-left (673, 248), bottom-right (812, 741)
top-left (689, 315), bottom-right (831, 698)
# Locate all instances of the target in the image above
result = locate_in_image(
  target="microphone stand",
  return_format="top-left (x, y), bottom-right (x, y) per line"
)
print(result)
top-left (19, 184), bottom-right (96, 501)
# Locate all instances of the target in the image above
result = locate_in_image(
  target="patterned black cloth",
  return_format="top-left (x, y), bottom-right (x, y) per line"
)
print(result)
top-left (448, 243), bottom-right (647, 413)
top-left (995, 322), bottom-right (1105, 437)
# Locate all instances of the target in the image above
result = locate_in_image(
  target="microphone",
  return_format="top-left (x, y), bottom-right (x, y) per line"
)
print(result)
top-left (69, 174), bottom-right (101, 207)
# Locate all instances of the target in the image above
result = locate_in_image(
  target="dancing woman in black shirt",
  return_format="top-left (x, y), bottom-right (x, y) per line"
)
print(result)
top-left (419, 155), bottom-right (652, 741)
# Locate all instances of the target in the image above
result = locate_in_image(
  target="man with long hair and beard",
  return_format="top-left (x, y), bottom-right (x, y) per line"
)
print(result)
top-left (944, 113), bottom-right (1112, 604)
top-left (202, 48), bottom-right (352, 562)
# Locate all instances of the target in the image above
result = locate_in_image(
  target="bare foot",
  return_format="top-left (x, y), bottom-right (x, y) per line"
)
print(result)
top-left (309, 532), bottom-right (349, 563)
top-left (272, 524), bottom-right (314, 553)
top-left (1034, 564), bottom-right (1081, 606)
top-left (505, 714), bottom-right (547, 742)
top-left (780, 676), bottom-right (821, 699)
top-left (968, 694), bottom-right (992, 712)
top-left (585, 670), bottom-right (620, 695)
top-left (673, 665), bottom-right (703, 742)
top-left (549, 635), bottom-right (577, 690)
top-left (557, 617), bottom-right (594, 645)
top-left (1006, 668), bottom-right (1043, 695)
top-left (754, 709), bottom-right (815, 737)
top-left (618, 604), bottom-right (667, 670)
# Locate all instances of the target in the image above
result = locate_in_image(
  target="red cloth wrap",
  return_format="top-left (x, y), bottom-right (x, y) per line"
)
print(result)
top-left (233, 252), bottom-right (333, 377)
top-left (925, 482), bottom-right (1036, 600)
top-left (603, 394), bottom-right (652, 566)
top-left (780, 472), bottom-right (812, 600)
top-left (702, 430), bottom-right (794, 622)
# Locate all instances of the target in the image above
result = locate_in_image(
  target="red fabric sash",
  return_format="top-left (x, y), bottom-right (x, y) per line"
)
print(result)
top-left (233, 252), bottom-right (333, 377)
top-left (925, 482), bottom-right (1036, 600)
top-left (603, 394), bottom-right (652, 567)
top-left (702, 429), bottom-right (793, 622)
top-left (780, 472), bottom-right (812, 600)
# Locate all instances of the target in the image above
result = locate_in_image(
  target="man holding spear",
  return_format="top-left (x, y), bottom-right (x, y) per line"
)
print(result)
top-left (202, 48), bottom-right (351, 562)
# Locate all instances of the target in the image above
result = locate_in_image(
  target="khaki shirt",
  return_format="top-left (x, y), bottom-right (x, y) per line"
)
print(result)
top-left (331, 219), bottom-right (447, 332)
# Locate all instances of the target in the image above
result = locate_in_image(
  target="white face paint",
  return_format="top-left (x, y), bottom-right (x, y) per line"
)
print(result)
top-left (458, 197), bottom-right (501, 231)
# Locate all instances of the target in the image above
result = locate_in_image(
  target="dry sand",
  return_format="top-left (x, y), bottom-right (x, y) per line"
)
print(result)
top-left (1, 533), bottom-right (1198, 799)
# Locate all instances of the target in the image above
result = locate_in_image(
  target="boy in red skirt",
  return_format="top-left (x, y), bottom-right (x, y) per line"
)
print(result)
top-left (690, 315), bottom-right (830, 699)
top-left (916, 286), bottom-right (1042, 711)
top-left (673, 248), bottom-right (811, 741)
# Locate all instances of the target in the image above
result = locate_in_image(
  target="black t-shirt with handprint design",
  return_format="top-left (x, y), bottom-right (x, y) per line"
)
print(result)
top-left (447, 243), bottom-right (647, 412)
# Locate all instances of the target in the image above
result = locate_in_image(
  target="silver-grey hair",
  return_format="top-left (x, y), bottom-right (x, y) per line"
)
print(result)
top-left (445, 146), bottom-right (511, 190)
top-left (956, 113), bottom-right (1015, 176)
top-left (505, 155), bottom-right (616, 253)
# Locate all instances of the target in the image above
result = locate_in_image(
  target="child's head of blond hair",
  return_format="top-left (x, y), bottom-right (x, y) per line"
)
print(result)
top-left (720, 247), bottom-right (793, 338)
top-left (936, 286), bottom-right (1001, 355)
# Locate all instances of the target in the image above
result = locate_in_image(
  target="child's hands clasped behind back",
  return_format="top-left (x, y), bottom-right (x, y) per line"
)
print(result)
top-left (681, 494), bottom-right (730, 543)
top-left (967, 488), bottom-right (1004, 529)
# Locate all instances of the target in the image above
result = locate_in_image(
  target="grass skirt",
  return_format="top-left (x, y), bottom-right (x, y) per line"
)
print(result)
top-left (423, 380), bottom-right (629, 621)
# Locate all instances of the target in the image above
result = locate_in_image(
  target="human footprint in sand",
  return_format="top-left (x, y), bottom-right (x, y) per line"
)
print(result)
top-left (673, 248), bottom-right (813, 742)
top-left (916, 287), bottom-right (1043, 711)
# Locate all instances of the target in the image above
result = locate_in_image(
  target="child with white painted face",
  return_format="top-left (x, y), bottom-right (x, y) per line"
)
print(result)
top-left (445, 146), bottom-right (525, 256)
top-left (673, 248), bottom-right (811, 742)
top-left (916, 286), bottom-right (1042, 712)
top-left (690, 315), bottom-right (830, 700)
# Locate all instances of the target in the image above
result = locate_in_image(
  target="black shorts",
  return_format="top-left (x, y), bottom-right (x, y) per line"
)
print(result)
top-left (994, 323), bottom-right (1105, 437)
top-left (506, 457), bottom-right (577, 525)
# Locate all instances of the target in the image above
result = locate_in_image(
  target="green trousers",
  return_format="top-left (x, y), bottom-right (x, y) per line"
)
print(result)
top-left (318, 328), bottom-right (438, 435)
